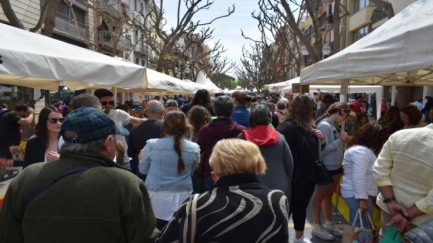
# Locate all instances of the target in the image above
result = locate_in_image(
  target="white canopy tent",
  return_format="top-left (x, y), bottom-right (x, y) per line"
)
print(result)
top-left (0, 23), bottom-right (207, 96)
top-left (278, 78), bottom-right (383, 118)
top-left (0, 23), bottom-right (147, 91)
top-left (300, 0), bottom-right (433, 86)
top-left (196, 71), bottom-right (221, 93)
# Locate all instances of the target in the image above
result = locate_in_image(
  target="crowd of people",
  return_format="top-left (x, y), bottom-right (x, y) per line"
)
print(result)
top-left (0, 88), bottom-right (432, 243)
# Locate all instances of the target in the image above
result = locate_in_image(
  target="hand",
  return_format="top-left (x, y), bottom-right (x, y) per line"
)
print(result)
top-left (312, 129), bottom-right (325, 140)
top-left (46, 151), bottom-right (60, 162)
top-left (138, 147), bottom-right (145, 162)
top-left (27, 107), bottom-right (35, 115)
top-left (387, 213), bottom-right (410, 232)
top-left (339, 131), bottom-right (348, 141)
top-left (386, 201), bottom-right (408, 216)
top-left (359, 199), bottom-right (368, 212)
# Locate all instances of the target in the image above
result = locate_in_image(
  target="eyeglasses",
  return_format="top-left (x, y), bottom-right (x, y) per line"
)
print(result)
top-left (47, 118), bottom-right (65, 124)
top-left (101, 101), bottom-right (115, 106)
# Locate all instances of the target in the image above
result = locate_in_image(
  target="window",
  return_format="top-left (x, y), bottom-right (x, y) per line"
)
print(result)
top-left (135, 58), bottom-right (139, 64)
top-left (57, 1), bottom-right (85, 25)
top-left (354, 0), bottom-right (369, 12)
top-left (353, 25), bottom-right (369, 42)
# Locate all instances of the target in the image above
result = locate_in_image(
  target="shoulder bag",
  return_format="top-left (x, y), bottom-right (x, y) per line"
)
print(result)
top-left (302, 135), bottom-right (333, 186)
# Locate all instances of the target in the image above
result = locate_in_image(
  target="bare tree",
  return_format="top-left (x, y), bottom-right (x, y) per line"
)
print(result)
top-left (137, 0), bottom-right (235, 74)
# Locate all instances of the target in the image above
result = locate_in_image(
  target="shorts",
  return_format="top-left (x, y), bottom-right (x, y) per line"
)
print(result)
top-left (328, 167), bottom-right (343, 176)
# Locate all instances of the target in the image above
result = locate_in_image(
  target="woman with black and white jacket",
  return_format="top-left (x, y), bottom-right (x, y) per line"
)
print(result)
top-left (311, 102), bottom-right (351, 241)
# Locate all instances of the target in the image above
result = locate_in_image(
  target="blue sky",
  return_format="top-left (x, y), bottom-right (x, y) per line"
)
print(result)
top-left (162, 1), bottom-right (262, 77)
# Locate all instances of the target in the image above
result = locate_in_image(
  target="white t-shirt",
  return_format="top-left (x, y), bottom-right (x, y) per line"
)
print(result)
top-left (108, 109), bottom-right (132, 163)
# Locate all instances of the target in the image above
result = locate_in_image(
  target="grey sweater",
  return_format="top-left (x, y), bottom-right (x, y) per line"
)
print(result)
top-left (317, 117), bottom-right (344, 170)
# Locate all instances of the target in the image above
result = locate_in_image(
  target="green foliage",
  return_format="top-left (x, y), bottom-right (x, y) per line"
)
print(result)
top-left (211, 73), bottom-right (237, 89)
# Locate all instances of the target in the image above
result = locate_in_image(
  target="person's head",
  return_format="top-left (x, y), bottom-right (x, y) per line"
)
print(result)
top-left (417, 97), bottom-right (423, 103)
top-left (213, 95), bottom-right (234, 117)
top-left (35, 106), bottom-right (63, 149)
top-left (276, 100), bottom-right (287, 110)
top-left (316, 102), bottom-right (351, 124)
top-left (256, 95), bottom-right (263, 103)
top-left (356, 95), bottom-right (363, 101)
top-left (265, 102), bottom-right (276, 113)
top-left (192, 89), bottom-right (211, 104)
top-left (356, 112), bottom-right (369, 126)
top-left (1, 103), bottom-right (7, 110)
top-left (231, 91), bottom-right (251, 107)
top-left (163, 111), bottom-right (189, 174)
top-left (281, 95), bottom-right (315, 128)
top-left (14, 104), bottom-right (29, 117)
top-left (322, 94), bottom-right (335, 107)
top-left (209, 139), bottom-right (266, 181)
top-left (400, 105), bottom-right (422, 125)
top-left (249, 104), bottom-right (271, 127)
top-left (116, 104), bottom-right (131, 114)
top-left (347, 123), bottom-right (389, 156)
top-left (72, 93), bottom-right (101, 110)
top-left (384, 106), bottom-right (401, 122)
top-left (94, 88), bottom-right (114, 114)
top-left (60, 107), bottom-right (129, 160)
top-left (213, 92), bottom-right (225, 98)
top-left (145, 100), bottom-right (165, 119)
top-left (187, 106), bottom-right (212, 142)
top-left (165, 99), bottom-right (178, 112)
top-left (141, 99), bottom-right (148, 108)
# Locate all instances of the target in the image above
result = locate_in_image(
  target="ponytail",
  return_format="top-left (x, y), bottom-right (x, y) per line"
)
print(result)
top-left (173, 132), bottom-right (185, 174)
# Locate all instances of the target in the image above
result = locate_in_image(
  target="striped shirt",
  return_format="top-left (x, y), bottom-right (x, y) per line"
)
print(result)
top-left (374, 124), bottom-right (433, 226)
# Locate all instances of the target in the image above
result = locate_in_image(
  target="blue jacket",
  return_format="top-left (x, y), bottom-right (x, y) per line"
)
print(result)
top-left (139, 136), bottom-right (200, 192)
top-left (231, 106), bottom-right (250, 128)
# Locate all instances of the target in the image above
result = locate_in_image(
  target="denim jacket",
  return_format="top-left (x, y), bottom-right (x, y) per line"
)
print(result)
top-left (139, 135), bottom-right (200, 192)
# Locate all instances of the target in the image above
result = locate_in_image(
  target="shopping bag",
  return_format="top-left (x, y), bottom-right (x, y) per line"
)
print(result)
top-left (341, 209), bottom-right (379, 243)
top-left (382, 226), bottom-right (403, 243)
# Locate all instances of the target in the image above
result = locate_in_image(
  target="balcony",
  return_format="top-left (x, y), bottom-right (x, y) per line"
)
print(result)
top-left (349, 6), bottom-right (376, 31)
top-left (98, 30), bottom-right (131, 51)
top-left (103, 0), bottom-right (127, 17)
top-left (55, 15), bottom-right (88, 39)
top-left (134, 41), bottom-right (150, 56)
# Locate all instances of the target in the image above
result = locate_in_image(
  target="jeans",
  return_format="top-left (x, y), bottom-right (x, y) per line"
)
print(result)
top-left (191, 174), bottom-right (215, 193)
top-left (343, 196), bottom-right (374, 227)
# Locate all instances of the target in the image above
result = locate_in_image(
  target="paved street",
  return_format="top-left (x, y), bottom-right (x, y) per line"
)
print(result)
top-left (288, 205), bottom-right (347, 243)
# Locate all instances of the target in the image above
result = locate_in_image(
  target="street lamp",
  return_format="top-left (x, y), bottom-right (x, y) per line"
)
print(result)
top-left (322, 44), bottom-right (332, 58)
top-left (300, 46), bottom-right (309, 66)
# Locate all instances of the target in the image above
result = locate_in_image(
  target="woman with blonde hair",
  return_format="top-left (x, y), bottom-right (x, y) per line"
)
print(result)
top-left (156, 139), bottom-right (290, 242)
top-left (139, 111), bottom-right (200, 230)
top-left (277, 95), bottom-right (325, 243)
top-left (311, 102), bottom-right (351, 240)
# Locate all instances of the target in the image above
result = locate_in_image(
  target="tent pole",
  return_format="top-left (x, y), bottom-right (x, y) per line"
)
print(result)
top-left (391, 86), bottom-right (397, 106)
top-left (339, 80), bottom-right (348, 102)
top-left (113, 87), bottom-right (118, 106)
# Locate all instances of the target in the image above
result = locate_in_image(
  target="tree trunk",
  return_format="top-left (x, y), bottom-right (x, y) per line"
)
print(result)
top-left (0, 0), bottom-right (25, 29)
top-left (42, 0), bottom-right (62, 37)
top-left (332, 0), bottom-right (341, 53)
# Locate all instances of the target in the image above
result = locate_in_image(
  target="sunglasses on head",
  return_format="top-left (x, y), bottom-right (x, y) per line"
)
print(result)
top-left (101, 101), bottom-right (115, 106)
top-left (167, 104), bottom-right (177, 107)
top-left (47, 118), bottom-right (65, 124)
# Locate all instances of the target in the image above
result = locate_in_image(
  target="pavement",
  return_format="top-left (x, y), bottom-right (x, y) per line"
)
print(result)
top-left (288, 204), bottom-right (347, 243)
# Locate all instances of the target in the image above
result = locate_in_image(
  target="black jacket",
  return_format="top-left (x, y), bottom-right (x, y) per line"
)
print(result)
top-left (24, 137), bottom-right (46, 169)
top-left (156, 173), bottom-right (289, 243)
top-left (276, 121), bottom-right (319, 184)
top-left (181, 102), bottom-right (215, 116)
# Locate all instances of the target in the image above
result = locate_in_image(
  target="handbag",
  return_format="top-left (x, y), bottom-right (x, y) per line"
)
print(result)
top-left (402, 218), bottom-right (433, 243)
top-left (342, 209), bottom-right (379, 243)
top-left (302, 135), bottom-right (333, 186)
top-left (381, 225), bottom-right (403, 243)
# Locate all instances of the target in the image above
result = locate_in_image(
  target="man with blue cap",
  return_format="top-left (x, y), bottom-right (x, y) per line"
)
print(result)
top-left (0, 107), bottom-right (159, 243)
